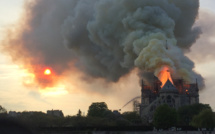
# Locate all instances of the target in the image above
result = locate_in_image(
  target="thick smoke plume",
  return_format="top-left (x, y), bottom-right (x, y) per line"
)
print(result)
top-left (1, 0), bottom-right (204, 89)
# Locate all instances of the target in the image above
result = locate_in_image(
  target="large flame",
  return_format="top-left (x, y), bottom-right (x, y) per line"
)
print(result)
top-left (158, 66), bottom-right (174, 88)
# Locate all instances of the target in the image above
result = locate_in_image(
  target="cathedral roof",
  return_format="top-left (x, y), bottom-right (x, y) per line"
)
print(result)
top-left (159, 79), bottom-right (178, 93)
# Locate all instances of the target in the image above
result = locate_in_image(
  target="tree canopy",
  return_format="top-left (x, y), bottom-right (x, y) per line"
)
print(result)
top-left (0, 105), bottom-right (7, 118)
top-left (77, 109), bottom-right (82, 117)
top-left (87, 102), bottom-right (109, 117)
top-left (0, 105), bottom-right (7, 114)
top-left (122, 111), bottom-right (141, 124)
top-left (190, 109), bottom-right (215, 129)
top-left (153, 104), bottom-right (177, 129)
top-left (177, 103), bottom-right (211, 125)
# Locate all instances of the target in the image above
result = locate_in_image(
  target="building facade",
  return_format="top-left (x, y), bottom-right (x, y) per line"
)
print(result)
top-left (47, 110), bottom-right (64, 117)
top-left (140, 77), bottom-right (199, 122)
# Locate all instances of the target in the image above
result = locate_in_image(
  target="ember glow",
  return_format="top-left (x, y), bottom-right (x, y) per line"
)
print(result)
top-left (158, 66), bottom-right (174, 88)
top-left (186, 89), bottom-right (189, 95)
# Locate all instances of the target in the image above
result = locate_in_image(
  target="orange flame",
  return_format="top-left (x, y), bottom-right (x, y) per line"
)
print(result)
top-left (158, 66), bottom-right (174, 88)
top-left (185, 89), bottom-right (189, 94)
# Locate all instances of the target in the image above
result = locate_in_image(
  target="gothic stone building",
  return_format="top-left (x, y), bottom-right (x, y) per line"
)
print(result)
top-left (140, 77), bottom-right (199, 122)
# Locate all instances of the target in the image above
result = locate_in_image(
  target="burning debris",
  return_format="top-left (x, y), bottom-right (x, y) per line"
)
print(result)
top-left (1, 0), bottom-right (204, 91)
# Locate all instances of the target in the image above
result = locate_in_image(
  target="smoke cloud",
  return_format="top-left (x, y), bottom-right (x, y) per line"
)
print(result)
top-left (1, 0), bottom-right (204, 89)
top-left (187, 10), bottom-right (215, 63)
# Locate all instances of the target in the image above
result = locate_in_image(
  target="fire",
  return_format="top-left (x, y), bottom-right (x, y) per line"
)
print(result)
top-left (44, 68), bottom-right (51, 75)
top-left (185, 89), bottom-right (189, 94)
top-left (158, 66), bottom-right (174, 87)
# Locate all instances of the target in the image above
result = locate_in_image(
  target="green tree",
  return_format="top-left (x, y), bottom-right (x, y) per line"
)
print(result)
top-left (77, 109), bottom-right (82, 117)
top-left (153, 104), bottom-right (177, 129)
top-left (0, 105), bottom-right (7, 118)
top-left (177, 103), bottom-right (211, 125)
top-left (18, 111), bottom-right (54, 127)
top-left (0, 105), bottom-right (7, 114)
top-left (87, 102), bottom-right (109, 118)
top-left (122, 111), bottom-right (141, 124)
top-left (190, 109), bottom-right (215, 129)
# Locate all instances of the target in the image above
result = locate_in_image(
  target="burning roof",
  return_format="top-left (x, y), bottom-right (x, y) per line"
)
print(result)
top-left (160, 79), bottom-right (178, 93)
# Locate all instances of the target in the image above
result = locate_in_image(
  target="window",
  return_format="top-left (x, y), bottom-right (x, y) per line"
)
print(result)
top-left (167, 95), bottom-right (172, 103)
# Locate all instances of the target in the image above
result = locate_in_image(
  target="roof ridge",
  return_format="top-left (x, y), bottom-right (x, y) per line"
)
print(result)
top-left (160, 79), bottom-right (178, 93)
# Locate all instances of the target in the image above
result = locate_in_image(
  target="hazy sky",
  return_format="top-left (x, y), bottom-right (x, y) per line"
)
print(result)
top-left (0, 0), bottom-right (215, 116)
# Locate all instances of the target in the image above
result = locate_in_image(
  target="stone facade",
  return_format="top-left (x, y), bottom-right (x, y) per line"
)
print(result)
top-left (140, 77), bottom-right (199, 122)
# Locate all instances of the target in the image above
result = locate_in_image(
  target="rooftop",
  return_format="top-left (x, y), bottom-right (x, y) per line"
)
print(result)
top-left (159, 79), bottom-right (178, 93)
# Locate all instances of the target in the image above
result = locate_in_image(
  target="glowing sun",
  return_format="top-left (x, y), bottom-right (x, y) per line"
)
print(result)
top-left (44, 69), bottom-right (51, 75)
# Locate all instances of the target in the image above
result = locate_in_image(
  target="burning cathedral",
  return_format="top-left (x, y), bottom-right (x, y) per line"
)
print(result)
top-left (140, 68), bottom-right (199, 122)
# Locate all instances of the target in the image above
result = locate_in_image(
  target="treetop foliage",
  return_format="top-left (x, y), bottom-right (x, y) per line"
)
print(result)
top-left (0, 105), bottom-right (7, 114)
top-left (153, 104), bottom-right (177, 129)
top-left (190, 108), bottom-right (215, 128)
top-left (177, 103), bottom-right (212, 126)
top-left (87, 102), bottom-right (109, 117)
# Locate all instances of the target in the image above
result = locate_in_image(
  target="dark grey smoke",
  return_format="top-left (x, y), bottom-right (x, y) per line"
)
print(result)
top-left (173, 0), bottom-right (201, 49)
top-left (2, 0), bottom-right (204, 89)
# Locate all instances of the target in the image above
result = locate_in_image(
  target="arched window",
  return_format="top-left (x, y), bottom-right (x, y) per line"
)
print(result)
top-left (167, 95), bottom-right (172, 103)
